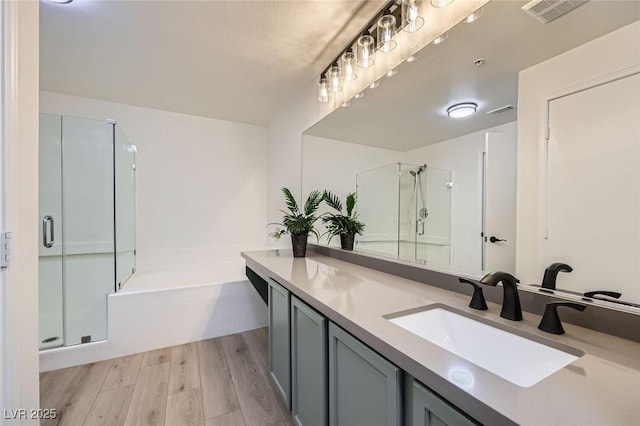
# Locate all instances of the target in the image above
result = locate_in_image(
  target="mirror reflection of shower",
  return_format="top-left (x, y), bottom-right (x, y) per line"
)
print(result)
top-left (356, 162), bottom-right (452, 267)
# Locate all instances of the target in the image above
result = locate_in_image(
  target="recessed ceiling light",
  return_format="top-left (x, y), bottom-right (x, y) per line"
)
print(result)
top-left (447, 103), bottom-right (478, 118)
top-left (406, 55), bottom-right (419, 63)
top-left (341, 101), bottom-right (351, 108)
top-left (433, 33), bottom-right (448, 45)
top-left (386, 69), bottom-right (398, 78)
top-left (369, 80), bottom-right (381, 89)
top-left (354, 92), bottom-right (365, 99)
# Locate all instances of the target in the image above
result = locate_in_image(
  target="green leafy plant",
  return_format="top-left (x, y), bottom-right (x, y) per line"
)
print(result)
top-left (321, 191), bottom-right (365, 243)
top-left (270, 188), bottom-right (325, 239)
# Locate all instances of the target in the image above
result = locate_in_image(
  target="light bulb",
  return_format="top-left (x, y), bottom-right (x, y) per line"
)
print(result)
top-left (341, 51), bottom-right (357, 82)
top-left (402, 0), bottom-right (424, 32)
top-left (318, 78), bottom-right (329, 103)
top-left (377, 15), bottom-right (397, 53)
top-left (328, 66), bottom-right (342, 93)
top-left (357, 35), bottom-right (376, 68)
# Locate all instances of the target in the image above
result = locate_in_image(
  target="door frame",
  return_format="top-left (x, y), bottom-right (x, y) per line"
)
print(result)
top-left (1, 0), bottom-right (40, 421)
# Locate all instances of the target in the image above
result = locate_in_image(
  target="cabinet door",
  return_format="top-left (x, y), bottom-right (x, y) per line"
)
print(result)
top-left (328, 323), bottom-right (401, 426)
top-left (268, 278), bottom-right (291, 408)
top-left (291, 296), bottom-right (327, 426)
top-left (407, 377), bottom-right (477, 426)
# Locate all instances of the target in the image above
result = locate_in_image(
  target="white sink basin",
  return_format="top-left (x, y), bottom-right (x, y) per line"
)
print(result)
top-left (387, 305), bottom-right (583, 387)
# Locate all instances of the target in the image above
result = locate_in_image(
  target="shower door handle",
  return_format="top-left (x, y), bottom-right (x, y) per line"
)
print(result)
top-left (416, 219), bottom-right (425, 236)
top-left (43, 215), bottom-right (55, 248)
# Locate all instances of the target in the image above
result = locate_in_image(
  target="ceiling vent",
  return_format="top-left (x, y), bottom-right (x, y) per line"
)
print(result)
top-left (522, 0), bottom-right (590, 24)
top-left (487, 105), bottom-right (515, 115)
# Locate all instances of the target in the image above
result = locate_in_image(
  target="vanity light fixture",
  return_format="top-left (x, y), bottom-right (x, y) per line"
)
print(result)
top-left (447, 102), bottom-right (478, 118)
top-left (354, 92), bottom-right (365, 99)
top-left (377, 15), bottom-right (398, 52)
top-left (386, 69), bottom-right (398, 78)
top-left (318, 78), bottom-right (330, 103)
top-left (402, 0), bottom-right (425, 33)
top-left (316, 0), bottom-right (423, 104)
top-left (433, 32), bottom-right (448, 45)
top-left (406, 54), bottom-right (419, 63)
top-left (341, 101), bottom-right (351, 108)
top-left (463, 7), bottom-right (483, 23)
top-left (430, 0), bottom-right (455, 8)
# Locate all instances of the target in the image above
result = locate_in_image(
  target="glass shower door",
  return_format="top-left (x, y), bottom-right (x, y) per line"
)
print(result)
top-left (39, 114), bottom-right (117, 348)
top-left (115, 126), bottom-right (137, 290)
top-left (39, 114), bottom-right (64, 349)
top-left (417, 167), bottom-right (452, 268)
top-left (61, 116), bottom-right (115, 345)
top-left (356, 163), bottom-right (401, 258)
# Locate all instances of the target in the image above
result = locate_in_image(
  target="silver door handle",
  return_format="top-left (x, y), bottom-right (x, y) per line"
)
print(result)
top-left (43, 215), bottom-right (54, 248)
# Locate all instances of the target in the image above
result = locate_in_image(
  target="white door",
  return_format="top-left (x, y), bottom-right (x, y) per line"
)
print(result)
top-left (545, 73), bottom-right (640, 302)
top-left (483, 131), bottom-right (517, 273)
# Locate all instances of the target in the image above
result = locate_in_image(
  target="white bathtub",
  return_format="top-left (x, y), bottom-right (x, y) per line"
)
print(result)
top-left (40, 259), bottom-right (268, 372)
top-left (121, 260), bottom-right (247, 292)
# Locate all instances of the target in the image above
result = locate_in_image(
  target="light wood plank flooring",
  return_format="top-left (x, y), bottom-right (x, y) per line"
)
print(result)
top-left (40, 328), bottom-right (294, 426)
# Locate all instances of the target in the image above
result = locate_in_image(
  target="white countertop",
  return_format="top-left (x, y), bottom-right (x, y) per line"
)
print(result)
top-left (242, 249), bottom-right (640, 426)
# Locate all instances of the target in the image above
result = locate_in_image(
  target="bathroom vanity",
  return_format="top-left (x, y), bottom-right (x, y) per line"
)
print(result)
top-left (242, 249), bottom-right (640, 426)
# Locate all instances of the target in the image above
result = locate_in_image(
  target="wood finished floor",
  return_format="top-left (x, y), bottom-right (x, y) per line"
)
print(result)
top-left (39, 328), bottom-right (294, 426)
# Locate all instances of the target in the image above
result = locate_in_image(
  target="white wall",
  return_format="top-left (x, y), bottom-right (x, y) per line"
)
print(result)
top-left (2, 0), bottom-right (41, 420)
top-left (40, 92), bottom-right (269, 271)
top-left (516, 21), bottom-right (640, 284)
top-left (407, 121), bottom-right (516, 275)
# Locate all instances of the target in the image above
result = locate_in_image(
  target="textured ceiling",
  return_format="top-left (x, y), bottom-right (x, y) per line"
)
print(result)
top-left (40, 0), bottom-right (386, 126)
top-left (306, 1), bottom-right (640, 151)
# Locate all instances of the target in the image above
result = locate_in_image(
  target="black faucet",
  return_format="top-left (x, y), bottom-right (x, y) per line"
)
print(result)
top-left (479, 271), bottom-right (522, 321)
top-left (541, 262), bottom-right (573, 290)
top-left (459, 278), bottom-right (488, 310)
top-left (538, 302), bottom-right (587, 335)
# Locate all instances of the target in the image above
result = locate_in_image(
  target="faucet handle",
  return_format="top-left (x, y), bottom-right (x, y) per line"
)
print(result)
top-left (583, 290), bottom-right (622, 299)
top-left (459, 278), bottom-right (488, 311)
top-left (538, 301), bottom-right (587, 335)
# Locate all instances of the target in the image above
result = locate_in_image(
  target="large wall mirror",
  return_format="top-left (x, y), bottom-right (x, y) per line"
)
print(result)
top-left (302, 1), bottom-right (640, 310)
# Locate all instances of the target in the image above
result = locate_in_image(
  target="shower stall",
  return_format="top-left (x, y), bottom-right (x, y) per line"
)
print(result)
top-left (39, 114), bottom-right (136, 350)
top-left (356, 163), bottom-right (452, 267)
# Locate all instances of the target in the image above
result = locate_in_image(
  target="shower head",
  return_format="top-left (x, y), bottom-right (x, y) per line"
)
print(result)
top-left (410, 164), bottom-right (427, 177)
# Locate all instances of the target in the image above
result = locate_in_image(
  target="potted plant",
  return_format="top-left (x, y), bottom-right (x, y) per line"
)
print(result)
top-left (270, 188), bottom-right (324, 257)
top-left (321, 191), bottom-right (365, 251)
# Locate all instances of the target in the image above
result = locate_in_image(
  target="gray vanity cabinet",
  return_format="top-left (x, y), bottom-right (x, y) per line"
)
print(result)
top-left (291, 296), bottom-right (327, 426)
top-left (268, 278), bottom-right (291, 408)
top-left (328, 323), bottom-right (402, 426)
top-left (406, 377), bottom-right (477, 426)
